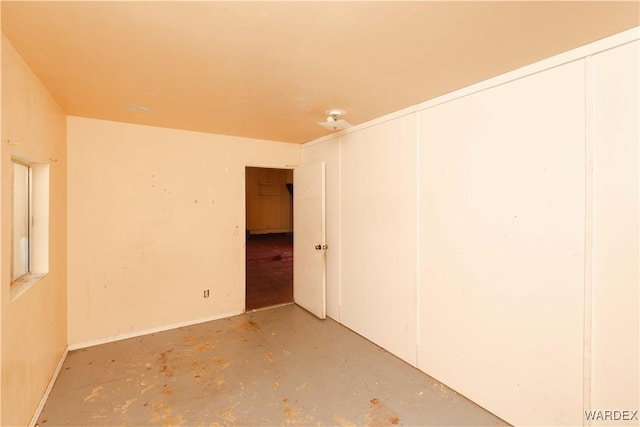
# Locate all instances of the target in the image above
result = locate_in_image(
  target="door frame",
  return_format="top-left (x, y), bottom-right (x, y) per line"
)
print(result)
top-left (243, 164), bottom-right (296, 312)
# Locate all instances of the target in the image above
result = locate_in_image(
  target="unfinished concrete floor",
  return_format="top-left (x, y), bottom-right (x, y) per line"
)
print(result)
top-left (37, 304), bottom-right (509, 426)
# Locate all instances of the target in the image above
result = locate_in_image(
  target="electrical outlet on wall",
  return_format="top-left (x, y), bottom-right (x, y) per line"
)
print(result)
top-left (203, 289), bottom-right (210, 298)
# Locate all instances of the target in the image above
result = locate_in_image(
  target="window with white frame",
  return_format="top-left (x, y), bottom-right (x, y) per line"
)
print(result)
top-left (11, 159), bottom-right (49, 293)
top-left (12, 161), bottom-right (31, 282)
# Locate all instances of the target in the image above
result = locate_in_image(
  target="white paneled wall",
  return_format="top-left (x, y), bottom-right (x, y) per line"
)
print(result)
top-left (590, 40), bottom-right (639, 425)
top-left (340, 116), bottom-right (417, 365)
top-left (302, 29), bottom-right (639, 426)
top-left (418, 61), bottom-right (586, 426)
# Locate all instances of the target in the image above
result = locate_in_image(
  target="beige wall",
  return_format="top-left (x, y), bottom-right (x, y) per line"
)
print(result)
top-left (1, 35), bottom-right (68, 426)
top-left (67, 117), bottom-right (300, 346)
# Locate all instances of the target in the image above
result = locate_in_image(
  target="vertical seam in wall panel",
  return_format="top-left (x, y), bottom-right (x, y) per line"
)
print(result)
top-left (414, 110), bottom-right (421, 365)
top-left (583, 55), bottom-right (594, 427)
top-left (0, 22), bottom-right (3, 425)
top-left (337, 137), bottom-right (342, 322)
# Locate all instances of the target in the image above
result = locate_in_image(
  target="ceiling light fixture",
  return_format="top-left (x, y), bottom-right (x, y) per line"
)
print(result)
top-left (317, 109), bottom-right (351, 131)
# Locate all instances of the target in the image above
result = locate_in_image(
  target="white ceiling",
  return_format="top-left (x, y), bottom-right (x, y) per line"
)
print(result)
top-left (2, 1), bottom-right (638, 144)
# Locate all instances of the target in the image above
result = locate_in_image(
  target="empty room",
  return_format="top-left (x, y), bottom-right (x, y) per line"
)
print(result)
top-left (1, 2), bottom-right (639, 426)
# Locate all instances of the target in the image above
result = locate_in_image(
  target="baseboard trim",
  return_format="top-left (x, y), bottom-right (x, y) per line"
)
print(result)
top-left (29, 346), bottom-right (69, 427)
top-left (68, 310), bottom-right (244, 351)
top-left (246, 301), bottom-right (294, 313)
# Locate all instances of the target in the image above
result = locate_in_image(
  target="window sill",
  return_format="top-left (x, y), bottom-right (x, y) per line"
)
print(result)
top-left (10, 273), bottom-right (46, 302)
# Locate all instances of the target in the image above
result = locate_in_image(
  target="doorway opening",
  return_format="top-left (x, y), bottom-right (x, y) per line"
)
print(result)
top-left (245, 167), bottom-right (294, 311)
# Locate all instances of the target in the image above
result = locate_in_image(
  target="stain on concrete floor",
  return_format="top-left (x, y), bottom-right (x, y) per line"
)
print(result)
top-left (36, 304), bottom-right (510, 426)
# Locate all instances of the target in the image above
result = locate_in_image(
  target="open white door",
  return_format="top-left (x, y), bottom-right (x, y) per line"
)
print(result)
top-left (293, 161), bottom-right (326, 319)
